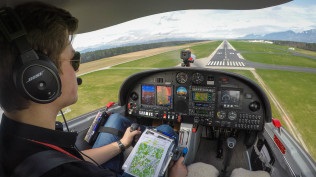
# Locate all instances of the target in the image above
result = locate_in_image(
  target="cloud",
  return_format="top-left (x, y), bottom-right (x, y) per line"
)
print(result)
top-left (73, 1), bottom-right (316, 50)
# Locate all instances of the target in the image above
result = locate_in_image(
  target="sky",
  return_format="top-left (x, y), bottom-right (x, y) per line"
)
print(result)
top-left (73, 0), bottom-right (316, 51)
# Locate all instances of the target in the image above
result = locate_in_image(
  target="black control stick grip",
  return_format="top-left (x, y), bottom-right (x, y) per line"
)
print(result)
top-left (130, 123), bottom-right (140, 132)
top-left (130, 123), bottom-right (140, 147)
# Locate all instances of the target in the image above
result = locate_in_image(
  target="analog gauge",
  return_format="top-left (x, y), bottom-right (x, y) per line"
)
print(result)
top-left (228, 111), bottom-right (237, 120)
top-left (130, 92), bottom-right (138, 101)
top-left (176, 72), bottom-right (188, 84)
top-left (217, 111), bottom-right (226, 119)
top-left (192, 73), bottom-right (204, 84)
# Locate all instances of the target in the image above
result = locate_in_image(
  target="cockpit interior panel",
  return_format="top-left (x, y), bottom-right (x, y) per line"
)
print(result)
top-left (119, 68), bottom-right (271, 131)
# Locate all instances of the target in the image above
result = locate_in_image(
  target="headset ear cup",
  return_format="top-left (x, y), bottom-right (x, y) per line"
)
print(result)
top-left (14, 54), bottom-right (61, 104)
top-left (0, 7), bottom-right (61, 104)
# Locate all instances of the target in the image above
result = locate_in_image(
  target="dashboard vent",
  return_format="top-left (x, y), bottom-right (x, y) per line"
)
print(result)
top-left (156, 78), bottom-right (164, 83)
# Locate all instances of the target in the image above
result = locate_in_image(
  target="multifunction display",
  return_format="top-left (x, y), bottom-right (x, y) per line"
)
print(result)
top-left (156, 86), bottom-right (172, 107)
top-left (220, 90), bottom-right (241, 109)
top-left (189, 86), bottom-right (216, 119)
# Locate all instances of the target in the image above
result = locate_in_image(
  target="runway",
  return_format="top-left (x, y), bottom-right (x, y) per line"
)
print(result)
top-left (191, 40), bottom-right (253, 70)
top-left (192, 40), bottom-right (316, 74)
top-left (206, 40), bottom-right (247, 67)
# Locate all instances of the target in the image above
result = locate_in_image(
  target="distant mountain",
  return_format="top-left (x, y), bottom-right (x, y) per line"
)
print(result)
top-left (78, 37), bottom-right (201, 53)
top-left (240, 29), bottom-right (316, 43)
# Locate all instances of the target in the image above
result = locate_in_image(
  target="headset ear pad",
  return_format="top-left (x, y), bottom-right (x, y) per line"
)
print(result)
top-left (14, 53), bottom-right (62, 104)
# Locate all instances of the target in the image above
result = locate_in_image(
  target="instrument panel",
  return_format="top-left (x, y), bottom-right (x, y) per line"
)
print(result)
top-left (121, 68), bottom-right (269, 131)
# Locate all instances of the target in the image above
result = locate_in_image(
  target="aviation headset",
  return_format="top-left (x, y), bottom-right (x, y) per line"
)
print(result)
top-left (0, 7), bottom-right (61, 103)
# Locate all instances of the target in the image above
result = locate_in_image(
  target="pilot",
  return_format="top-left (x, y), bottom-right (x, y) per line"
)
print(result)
top-left (0, 2), bottom-right (187, 177)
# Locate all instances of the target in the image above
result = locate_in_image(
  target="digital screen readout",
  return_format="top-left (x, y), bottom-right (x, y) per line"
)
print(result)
top-left (141, 85), bottom-right (155, 105)
top-left (156, 86), bottom-right (172, 107)
top-left (192, 92), bottom-right (211, 102)
top-left (220, 90), bottom-right (241, 108)
top-left (194, 102), bottom-right (210, 107)
top-left (194, 109), bottom-right (209, 115)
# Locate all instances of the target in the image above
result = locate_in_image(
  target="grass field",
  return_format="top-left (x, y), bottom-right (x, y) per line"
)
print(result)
top-left (229, 41), bottom-right (291, 53)
top-left (229, 41), bottom-right (316, 68)
top-left (242, 53), bottom-right (316, 68)
top-left (112, 50), bottom-right (180, 68)
top-left (295, 48), bottom-right (316, 57)
top-left (256, 69), bottom-right (316, 158)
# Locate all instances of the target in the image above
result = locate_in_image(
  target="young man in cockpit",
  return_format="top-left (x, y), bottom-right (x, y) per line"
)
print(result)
top-left (0, 2), bottom-right (187, 177)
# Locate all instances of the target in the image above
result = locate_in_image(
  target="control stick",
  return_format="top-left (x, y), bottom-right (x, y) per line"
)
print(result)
top-left (221, 137), bottom-right (237, 176)
top-left (130, 123), bottom-right (140, 146)
top-left (130, 123), bottom-right (140, 132)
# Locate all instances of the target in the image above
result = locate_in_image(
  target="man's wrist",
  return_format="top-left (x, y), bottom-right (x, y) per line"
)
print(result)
top-left (117, 140), bottom-right (125, 152)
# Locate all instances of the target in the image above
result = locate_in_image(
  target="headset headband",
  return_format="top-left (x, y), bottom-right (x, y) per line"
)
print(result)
top-left (0, 7), bottom-right (39, 63)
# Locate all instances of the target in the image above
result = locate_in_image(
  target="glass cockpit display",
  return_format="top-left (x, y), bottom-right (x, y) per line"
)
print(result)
top-left (141, 85), bottom-right (155, 105)
top-left (156, 86), bottom-right (172, 107)
top-left (220, 90), bottom-right (241, 108)
top-left (192, 92), bottom-right (212, 102)
top-left (141, 85), bottom-right (173, 108)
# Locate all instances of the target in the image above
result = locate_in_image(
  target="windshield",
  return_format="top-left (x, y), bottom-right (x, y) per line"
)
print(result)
top-left (59, 0), bottom-right (315, 160)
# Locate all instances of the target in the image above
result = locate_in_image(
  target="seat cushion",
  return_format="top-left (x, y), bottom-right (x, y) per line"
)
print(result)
top-left (231, 168), bottom-right (270, 177)
top-left (187, 162), bottom-right (219, 177)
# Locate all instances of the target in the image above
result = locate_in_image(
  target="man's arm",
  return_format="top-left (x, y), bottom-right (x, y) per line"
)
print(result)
top-left (81, 127), bottom-right (141, 165)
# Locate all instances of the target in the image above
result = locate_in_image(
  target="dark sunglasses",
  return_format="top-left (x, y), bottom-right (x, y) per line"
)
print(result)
top-left (71, 51), bottom-right (81, 71)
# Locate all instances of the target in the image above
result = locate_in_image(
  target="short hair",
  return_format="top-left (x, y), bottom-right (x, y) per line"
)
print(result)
top-left (0, 2), bottom-right (78, 112)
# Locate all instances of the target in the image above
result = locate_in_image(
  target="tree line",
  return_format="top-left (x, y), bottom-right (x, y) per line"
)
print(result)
top-left (272, 40), bottom-right (316, 51)
top-left (80, 40), bottom-right (204, 63)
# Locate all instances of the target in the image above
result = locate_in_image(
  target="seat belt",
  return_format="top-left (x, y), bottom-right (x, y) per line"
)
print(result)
top-left (11, 150), bottom-right (80, 177)
top-left (98, 126), bottom-right (124, 138)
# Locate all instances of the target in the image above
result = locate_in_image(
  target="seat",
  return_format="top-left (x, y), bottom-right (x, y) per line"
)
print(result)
top-left (231, 168), bottom-right (271, 177)
top-left (187, 162), bottom-right (219, 177)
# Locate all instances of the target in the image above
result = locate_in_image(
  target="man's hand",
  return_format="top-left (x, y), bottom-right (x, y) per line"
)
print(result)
top-left (120, 127), bottom-right (141, 148)
top-left (169, 156), bottom-right (188, 177)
